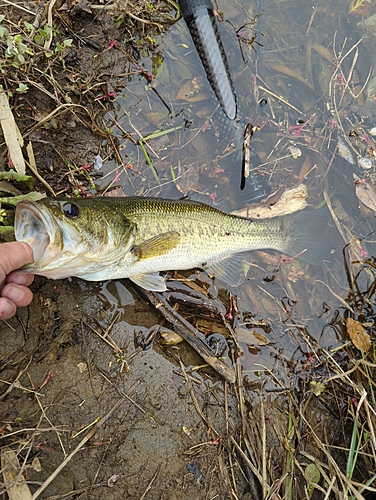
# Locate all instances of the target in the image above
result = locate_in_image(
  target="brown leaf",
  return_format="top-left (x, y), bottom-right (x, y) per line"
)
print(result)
top-left (0, 93), bottom-right (26, 175)
top-left (349, 0), bottom-right (376, 16)
top-left (268, 64), bottom-right (315, 92)
top-left (354, 174), bottom-right (376, 212)
top-left (235, 327), bottom-right (270, 346)
top-left (175, 163), bottom-right (199, 196)
top-left (176, 77), bottom-right (209, 103)
top-left (105, 187), bottom-right (126, 197)
top-left (346, 317), bottom-right (371, 352)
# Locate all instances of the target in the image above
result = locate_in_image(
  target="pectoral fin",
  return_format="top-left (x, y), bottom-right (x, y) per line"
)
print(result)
top-left (132, 232), bottom-right (180, 261)
top-left (130, 272), bottom-right (167, 292)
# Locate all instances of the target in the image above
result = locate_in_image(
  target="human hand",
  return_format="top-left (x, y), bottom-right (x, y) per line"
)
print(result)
top-left (0, 242), bottom-right (34, 320)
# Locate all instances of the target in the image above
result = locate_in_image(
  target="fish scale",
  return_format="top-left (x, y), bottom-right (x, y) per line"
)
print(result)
top-left (15, 197), bottom-right (330, 292)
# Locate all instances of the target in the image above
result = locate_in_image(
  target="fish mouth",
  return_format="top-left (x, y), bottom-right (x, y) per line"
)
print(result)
top-left (15, 202), bottom-right (52, 264)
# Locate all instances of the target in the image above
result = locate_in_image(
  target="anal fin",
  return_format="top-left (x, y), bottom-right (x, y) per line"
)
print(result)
top-left (130, 272), bottom-right (167, 292)
top-left (204, 254), bottom-right (247, 287)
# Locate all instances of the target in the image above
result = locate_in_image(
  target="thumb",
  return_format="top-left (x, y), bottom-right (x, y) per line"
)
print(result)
top-left (0, 242), bottom-right (34, 282)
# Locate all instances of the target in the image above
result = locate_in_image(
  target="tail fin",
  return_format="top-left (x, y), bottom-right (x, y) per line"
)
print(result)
top-left (285, 208), bottom-right (333, 266)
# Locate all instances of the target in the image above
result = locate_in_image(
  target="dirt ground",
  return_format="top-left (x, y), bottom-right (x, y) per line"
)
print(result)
top-left (1, 279), bottom-right (245, 499)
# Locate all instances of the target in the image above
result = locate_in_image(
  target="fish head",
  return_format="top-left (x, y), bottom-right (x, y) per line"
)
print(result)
top-left (15, 198), bottom-right (135, 279)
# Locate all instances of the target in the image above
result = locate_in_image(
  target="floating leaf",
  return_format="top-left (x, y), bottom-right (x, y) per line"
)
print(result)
top-left (354, 174), bottom-right (376, 212)
top-left (346, 317), bottom-right (371, 352)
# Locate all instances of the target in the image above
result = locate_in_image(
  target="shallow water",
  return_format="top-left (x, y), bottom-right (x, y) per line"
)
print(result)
top-left (94, 0), bottom-right (376, 383)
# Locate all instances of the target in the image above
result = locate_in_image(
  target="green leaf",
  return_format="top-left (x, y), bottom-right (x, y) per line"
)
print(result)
top-left (0, 169), bottom-right (34, 187)
top-left (34, 33), bottom-right (45, 45)
top-left (0, 192), bottom-right (46, 206)
top-left (16, 82), bottom-right (28, 93)
top-left (0, 15), bottom-right (5, 23)
top-left (16, 54), bottom-right (25, 64)
top-left (0, 26), bottom-right (9, 38)
top-left (310, 380), bottom-right (326, 396)
top-left (23, 21), bottom-right (34, 31)
top-left (0, 225), bottom-right (14, 237)
top-left (305, 463), bottom-right (320, 498)
top-left (17, 42), bottom-right (28, 55)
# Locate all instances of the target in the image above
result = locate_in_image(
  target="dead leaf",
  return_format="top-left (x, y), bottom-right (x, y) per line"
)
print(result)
top-left (1, 448), bottom-right (32, 500)
top-left (0, 92), bottom-right (26, 175)
top-left (299, 156), bottom-right (312, 178)
top-left (269, 64), bottom-right (315, 92)
top-left (231, 184), bottom-right (308, 218)
top-left (354, 174), bottom-right (376, 212)
top-left (105, 187), bottom-right (126, 197)
top-left (346, 317), bottom-right (371, 352)
top-left (176, 77), bottom-right (209, 103)
top-left (311, 43), bottom-right (333, 62)
top-left (175, 163), bottom-right (199, 196)
top-left (235, 327), bottom-right (270, 346)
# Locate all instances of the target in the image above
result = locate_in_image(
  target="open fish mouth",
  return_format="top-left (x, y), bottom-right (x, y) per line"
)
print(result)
top-left (14, 201), bottom-right (84, 277)
top-left (15, 202), bottom-right (52, 263)
top-left (14, 198), bottom-right (137, 280)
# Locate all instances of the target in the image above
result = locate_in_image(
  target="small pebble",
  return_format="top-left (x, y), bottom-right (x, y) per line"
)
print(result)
top-left (358, 157), bottom-right (373, 170)
top-left (93, 155), bottom-right (103, 171)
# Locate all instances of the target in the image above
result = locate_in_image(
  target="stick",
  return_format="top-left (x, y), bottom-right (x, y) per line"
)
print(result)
top-left (138, 288), bottom-right (236, 383)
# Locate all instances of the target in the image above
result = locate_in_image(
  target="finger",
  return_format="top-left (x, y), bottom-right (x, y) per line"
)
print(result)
top-left (0, 242), bottom-right (34, 281)
top-left (0, 297), bottom-right (17, 320)
top-left (1, 283), bottom-right (34, 307)
top-left (6, 272), bottom-right (35, 286)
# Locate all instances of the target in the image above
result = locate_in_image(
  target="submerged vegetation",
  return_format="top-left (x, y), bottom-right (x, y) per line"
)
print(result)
top-left (1, 0), bottom-right (376, 499)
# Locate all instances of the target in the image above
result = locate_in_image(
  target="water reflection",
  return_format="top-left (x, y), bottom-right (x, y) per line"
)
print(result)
top-left (100, 280), bottom-right (135, 309)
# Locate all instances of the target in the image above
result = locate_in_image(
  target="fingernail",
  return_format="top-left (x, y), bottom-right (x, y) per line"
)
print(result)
top-left (12, 274), bottom-right (27, 285)
top-left (6, 286), bottom-right (25, 302)
top-left (0, 300), bottom-right (15, 320)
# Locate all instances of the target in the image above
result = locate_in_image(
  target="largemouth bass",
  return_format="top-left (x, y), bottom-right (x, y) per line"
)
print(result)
top-left (15, 197), bottom-right (328, 291)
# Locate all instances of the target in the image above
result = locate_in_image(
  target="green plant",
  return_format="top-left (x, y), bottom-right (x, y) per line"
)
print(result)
top-left (0, 16), bottom-right (33, 68)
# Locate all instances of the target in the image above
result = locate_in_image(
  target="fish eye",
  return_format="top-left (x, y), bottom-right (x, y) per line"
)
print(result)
top-left (62, 203), bottom-right (80, 219)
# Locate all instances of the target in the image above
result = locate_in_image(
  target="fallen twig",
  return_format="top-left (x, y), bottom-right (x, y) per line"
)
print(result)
top-left (30, 398), bottom-right (125, 499)
top-left (137, 288), bottom-right (236, 383)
